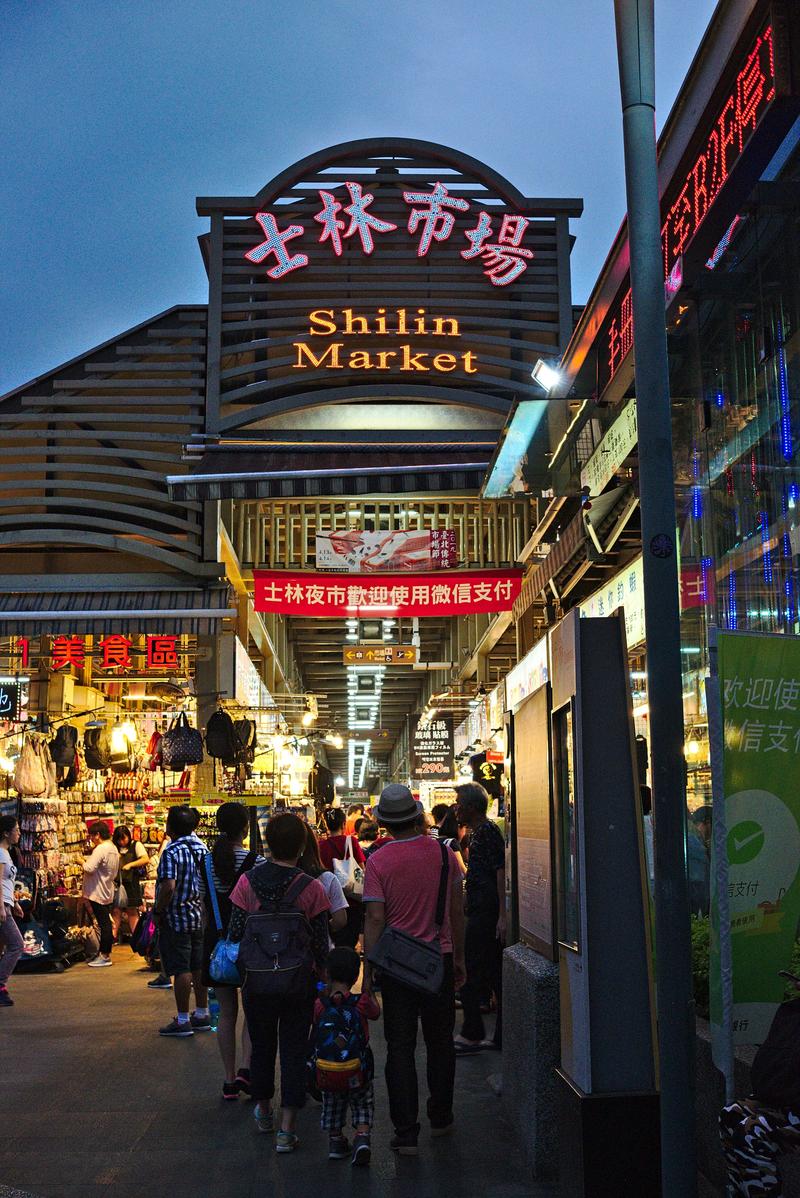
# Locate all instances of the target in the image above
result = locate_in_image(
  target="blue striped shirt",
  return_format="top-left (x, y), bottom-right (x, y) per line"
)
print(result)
top-left (157, 836), bottom-right (205, 932)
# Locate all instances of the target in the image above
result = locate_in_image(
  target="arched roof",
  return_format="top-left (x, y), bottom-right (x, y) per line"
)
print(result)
top-left (197, 136), bottom-right (582, 216)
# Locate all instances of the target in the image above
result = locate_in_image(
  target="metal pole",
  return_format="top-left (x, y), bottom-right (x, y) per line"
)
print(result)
top-left (613, 4), bottom-right (697, 1195)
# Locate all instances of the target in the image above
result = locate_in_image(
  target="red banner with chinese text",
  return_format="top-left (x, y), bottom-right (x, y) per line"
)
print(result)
top-left (253, 569), bottom-right (523, 617)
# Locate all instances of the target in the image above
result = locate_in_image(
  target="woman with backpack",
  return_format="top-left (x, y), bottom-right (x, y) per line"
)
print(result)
top-left (200, 802), bottom-right (261, 1101)
top-left (228, 813), bottom-right (331, 1153)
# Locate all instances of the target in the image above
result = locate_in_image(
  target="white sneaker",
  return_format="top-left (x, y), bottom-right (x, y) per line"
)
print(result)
top-left (87, 956), bottom-right (113, 968)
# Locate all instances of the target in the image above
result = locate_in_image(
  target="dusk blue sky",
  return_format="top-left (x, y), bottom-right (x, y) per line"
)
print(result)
top-left (1, 1), bottom-right (716, 394)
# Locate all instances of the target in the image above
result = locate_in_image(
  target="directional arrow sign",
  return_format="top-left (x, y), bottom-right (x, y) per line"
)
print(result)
top-left (342, 645), bottom-right (419, 665)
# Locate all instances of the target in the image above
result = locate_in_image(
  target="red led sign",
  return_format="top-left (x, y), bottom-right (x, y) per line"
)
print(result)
top-left (660, 25), bottom-right (775, 280)
top-left (601, 23), bottom-right (776, 392)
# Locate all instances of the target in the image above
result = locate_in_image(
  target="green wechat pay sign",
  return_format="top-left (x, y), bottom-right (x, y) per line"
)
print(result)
top-left (711, 632), bottom-right (800, 1047)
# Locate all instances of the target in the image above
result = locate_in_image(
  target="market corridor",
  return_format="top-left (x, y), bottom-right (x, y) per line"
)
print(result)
top-left (0, 950), bottom-right (550, 1198)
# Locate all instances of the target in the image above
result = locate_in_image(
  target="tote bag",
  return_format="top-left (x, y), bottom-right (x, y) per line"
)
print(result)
top-left (332, 836), bottom-right (364, 899)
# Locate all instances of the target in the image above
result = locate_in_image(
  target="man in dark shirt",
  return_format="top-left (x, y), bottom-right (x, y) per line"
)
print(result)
top-left (454, 782), bottom-right (505, 1052)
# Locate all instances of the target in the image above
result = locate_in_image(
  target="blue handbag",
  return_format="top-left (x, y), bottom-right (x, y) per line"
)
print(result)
top-left (204, 853), bottom-right (242, 986)
top-left (210, 936), bottom-right (241, 986)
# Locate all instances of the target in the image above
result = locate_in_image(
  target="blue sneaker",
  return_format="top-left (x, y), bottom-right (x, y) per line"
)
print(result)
top-left (276, 1130), bottom-right (299, 1153)
top-left (254, 1103), bottom-right (274, 1133)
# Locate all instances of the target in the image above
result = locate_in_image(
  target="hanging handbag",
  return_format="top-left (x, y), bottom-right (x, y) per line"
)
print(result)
top-left (367, 841), bottom-right (450, 995)
top-left (50, 723), bottom-right (78, 767)
top-left (131, 908), bottom-right (156, 957)
top-left (204, 854), bottom-right (242, 986)
top-left (142, 730), bottom-right (163, 772)
top-left (14, 736), bottom-right (48, 797)
top-left (161, 712), bottom-right (204, 770)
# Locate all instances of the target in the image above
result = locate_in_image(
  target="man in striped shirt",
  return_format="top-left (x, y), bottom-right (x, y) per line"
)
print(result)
top-left (155, 806), bottom-right (210, 1037)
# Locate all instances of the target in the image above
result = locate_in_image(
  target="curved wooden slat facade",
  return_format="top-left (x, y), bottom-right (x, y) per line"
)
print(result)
top-left (0, 305), bottom-right (212, 578)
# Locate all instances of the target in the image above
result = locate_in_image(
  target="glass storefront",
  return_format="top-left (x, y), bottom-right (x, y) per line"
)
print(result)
top-left (669, 123), bottom-right (800, 803)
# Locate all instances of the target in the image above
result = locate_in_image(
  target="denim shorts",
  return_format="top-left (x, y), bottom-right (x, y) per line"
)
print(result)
top-left (158, 921), bottom-right (204, 977)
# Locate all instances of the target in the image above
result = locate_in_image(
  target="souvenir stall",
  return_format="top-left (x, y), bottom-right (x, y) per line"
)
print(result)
top-left (0, 632), bottom-right (212, 966)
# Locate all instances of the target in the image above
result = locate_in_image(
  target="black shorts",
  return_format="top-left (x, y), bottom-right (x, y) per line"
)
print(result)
top-left (158, 921), bottom-right (204, 977)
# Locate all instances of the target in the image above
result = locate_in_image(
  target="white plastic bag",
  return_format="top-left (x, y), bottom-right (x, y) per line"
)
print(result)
top-left (14, 737), bottom-right (47, 797)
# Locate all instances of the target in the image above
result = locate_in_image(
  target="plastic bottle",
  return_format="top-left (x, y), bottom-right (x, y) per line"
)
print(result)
top-left (209, 989), bottom-right (220, 1032)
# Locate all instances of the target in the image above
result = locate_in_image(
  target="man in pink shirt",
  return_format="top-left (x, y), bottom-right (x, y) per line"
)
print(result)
top-left (363, 785), bottom-right (465, 1155)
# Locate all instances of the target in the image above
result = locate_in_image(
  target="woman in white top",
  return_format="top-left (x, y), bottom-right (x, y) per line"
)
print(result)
top-left (0, 815), bottom-right (24, 1005)
top-left (299, 826), bottom-right (349, 946)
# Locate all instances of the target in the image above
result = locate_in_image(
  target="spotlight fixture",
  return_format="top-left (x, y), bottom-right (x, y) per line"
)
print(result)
top-left (531, 358), bottom-right (562, 393)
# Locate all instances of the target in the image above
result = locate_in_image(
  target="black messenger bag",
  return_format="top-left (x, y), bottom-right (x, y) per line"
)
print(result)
top-left (367, 840), bottom-right (450, 995)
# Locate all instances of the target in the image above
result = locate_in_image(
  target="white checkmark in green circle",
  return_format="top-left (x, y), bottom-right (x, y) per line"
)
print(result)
top-left (727, 820), bottom-right (765, 865)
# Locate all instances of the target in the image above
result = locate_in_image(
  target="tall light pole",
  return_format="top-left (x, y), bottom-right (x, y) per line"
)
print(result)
top-left (613, 3), bottom-right (697, 1195)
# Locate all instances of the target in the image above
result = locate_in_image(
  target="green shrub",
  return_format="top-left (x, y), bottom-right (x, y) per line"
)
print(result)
top-left (691, 915), bottom-right (710, 1019)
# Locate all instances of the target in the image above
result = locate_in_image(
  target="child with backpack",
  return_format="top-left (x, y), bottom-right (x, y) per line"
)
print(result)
top-left (312, 946), bottom-right (381, 1167)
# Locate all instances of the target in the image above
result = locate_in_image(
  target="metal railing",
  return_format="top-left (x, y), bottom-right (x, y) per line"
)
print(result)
top-left (222, 497), bottom-right (533, 571)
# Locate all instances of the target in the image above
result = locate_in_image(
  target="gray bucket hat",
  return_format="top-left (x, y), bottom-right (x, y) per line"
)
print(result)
top-left (375, 783), bottom-right (423, 826)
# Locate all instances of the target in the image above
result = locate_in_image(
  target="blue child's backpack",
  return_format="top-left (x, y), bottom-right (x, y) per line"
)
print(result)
top-left (313, 993), bottom-right (368, 1092)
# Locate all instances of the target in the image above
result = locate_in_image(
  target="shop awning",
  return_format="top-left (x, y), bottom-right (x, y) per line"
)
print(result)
top-left (167, 451), bottom-right (490, 500)
top-left (0, 586), bottom-right (236, 636)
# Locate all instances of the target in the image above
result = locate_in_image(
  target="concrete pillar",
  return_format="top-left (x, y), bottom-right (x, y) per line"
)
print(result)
top-left (502, 944), bottom-right (561, 1181)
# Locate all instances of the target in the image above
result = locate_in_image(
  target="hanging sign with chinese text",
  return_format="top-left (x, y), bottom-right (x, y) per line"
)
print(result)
top-left (316, 528), bottom-right (458, 572)
top-left (710, 631), bottom-right (800, 1048)
top-left (412, 715), bottom-right (454, 778)
top-left (579, 556), bottom-right (646, 649)
top-left (580, 398), bottom-right (638, 496)
top-left (4, 634), bottom-right (182, 674)
top-left (254, 569), bottom-right (522, 618)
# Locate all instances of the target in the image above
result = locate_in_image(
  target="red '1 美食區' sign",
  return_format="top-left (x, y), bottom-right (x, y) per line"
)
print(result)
top-left (253, 570), bottom-right (523, 617)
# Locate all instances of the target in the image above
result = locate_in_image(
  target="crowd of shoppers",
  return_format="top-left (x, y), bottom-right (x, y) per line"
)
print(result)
top-left (3, 781), bottom-right (504, 1163)
top-left (120, 782), bottom-right (503, 1164)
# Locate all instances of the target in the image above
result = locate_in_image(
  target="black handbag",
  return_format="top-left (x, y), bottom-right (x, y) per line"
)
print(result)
top-left (161, 712), bottom-right (204, 770)
top-left (751, 998), bottom-right (800, 1108)
top-left (367, 840), bottom-right (450, 995)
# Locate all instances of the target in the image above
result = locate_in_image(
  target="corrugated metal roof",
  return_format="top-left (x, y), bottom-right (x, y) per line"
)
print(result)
top-left (0, 586), bottom-right (235, 636)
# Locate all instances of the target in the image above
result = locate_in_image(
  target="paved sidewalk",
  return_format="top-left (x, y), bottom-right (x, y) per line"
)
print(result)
top-left (0, 948), bottom-right (554, 1198)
